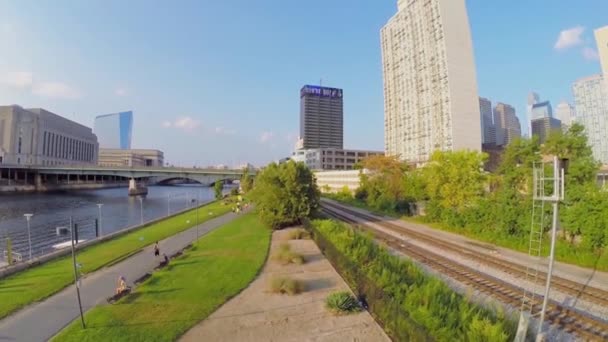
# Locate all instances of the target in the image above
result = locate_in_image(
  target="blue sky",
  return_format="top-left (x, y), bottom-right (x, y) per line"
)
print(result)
top-left (0, 0), bottom-right (606, 166)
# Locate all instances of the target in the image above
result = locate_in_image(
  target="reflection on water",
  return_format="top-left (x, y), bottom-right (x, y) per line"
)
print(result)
top-left (0, 185), bottom-right (214, 259)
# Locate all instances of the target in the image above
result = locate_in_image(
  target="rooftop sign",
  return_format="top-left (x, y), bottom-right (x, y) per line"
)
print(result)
top-left (300, 85), bottom-right (343, 99)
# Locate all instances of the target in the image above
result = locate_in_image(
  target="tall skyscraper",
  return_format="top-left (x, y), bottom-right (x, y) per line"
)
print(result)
top-left (573, 75), bottom-right (608, 163)
top-left (479, 97), bottom-right (496, 145)
top-left (94, 111), bottom-right (133, 149)
top-left (530, 101), bottom-right (553, 121)
top-left (595, 26), bottom-right (608, 76)
top-left (493, 103), bottom-right (521, 146)
top-left (526, 92), bottom-right (540, 136)
top-left (531, 117), bottom-right (562, 144)
top-left (381, 0), bottom-right (481, 163)
top-left (571, 26), bottom-right (608, 164)
top-left (299, 85), bottom-right (343, 149)
top-left (555, 101), bottom-right (575, 130)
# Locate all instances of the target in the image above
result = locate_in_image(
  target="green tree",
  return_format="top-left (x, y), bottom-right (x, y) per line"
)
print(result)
top-left (252, 161), bottom-right (319, 229)
top-left (422, 150), bottom-right (488, 213)
top-left (240, 167), bottom-right (254, 193)
top-left (358, 155), bottom-right (410, 212)
top-left (214, 180), bottom-right (224, 200)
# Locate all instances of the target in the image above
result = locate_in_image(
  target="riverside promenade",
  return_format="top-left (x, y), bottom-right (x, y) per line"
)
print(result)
top-left (0, 211), bottom-right (239, 342)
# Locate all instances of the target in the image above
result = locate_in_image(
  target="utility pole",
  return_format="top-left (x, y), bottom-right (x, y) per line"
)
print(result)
top-left (139, 196), bottom-right (144, 225)
top-left (96, 203), bottom-right (103, 237)
top-left (537, 156), bottom-right (564, 340)
top-left (23, 214), bottom-right (33, 260)
top-left (70, 217), bottom-right (85, 329)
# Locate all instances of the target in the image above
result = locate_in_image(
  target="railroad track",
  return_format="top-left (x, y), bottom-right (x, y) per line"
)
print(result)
top-left (322, 200), bottom-right (608, 309)
top-left (321, 203), bottom-right (608, 341)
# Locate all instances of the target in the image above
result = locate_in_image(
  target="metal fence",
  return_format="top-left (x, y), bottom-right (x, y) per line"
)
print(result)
top-left (304, 220), bottom-right (432, 342)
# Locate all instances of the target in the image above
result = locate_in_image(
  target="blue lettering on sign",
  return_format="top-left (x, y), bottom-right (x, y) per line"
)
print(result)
top-left (301, 85), bottom-right (343, 98)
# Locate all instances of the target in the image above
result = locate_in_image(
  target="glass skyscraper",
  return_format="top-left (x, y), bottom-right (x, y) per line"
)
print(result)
top-left (94, 111), bottom-right (133, 149)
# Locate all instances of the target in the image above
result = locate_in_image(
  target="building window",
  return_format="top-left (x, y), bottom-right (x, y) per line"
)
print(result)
top-left (43, 132), bottom-right (47, 156)
top-left (18, 137), bottom-right (22, 154)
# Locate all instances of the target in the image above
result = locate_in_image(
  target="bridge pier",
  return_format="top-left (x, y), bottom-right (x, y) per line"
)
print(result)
top-left (128, 178), bottom-right (148, 196)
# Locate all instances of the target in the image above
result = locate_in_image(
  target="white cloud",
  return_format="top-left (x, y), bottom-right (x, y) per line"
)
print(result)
top-left (214, 126), bottom-right (237, 135)
top-left (174, 117), bottom-right (201, 131)
top-left (162, 121), bottom-right (172, 128)
top-left (115, 87), bottom-right (129, 97)
top-left (260, 131), bottom-right (274, 143)
top-left (582, 47), bottom-right (600, 61)
top-left (32, 81), bottom-right (81, 99)
top-left (1, 71), bottom-right (33, 89)
top-left (554, 26), bottom-right (585, 50)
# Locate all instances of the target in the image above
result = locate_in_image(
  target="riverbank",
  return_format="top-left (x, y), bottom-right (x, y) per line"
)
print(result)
top-left (52, 211), bottom-right (270, 342)
top-left (0, 198), bottom-right (233, 320)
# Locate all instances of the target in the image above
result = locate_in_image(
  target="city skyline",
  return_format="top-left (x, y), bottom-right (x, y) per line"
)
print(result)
top-left (0, 1), bottom-right (606, 166)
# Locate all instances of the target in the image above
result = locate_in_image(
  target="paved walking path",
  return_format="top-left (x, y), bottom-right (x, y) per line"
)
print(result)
top-left (0, 211), bottom-right (239, 342)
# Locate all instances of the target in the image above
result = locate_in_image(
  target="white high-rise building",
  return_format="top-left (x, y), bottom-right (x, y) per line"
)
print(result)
top-left (555, 101), bottom-right (575, 130)
top-left (526, 92), bottom-right (540, 137)
top-left (596, 26), bottom-right (608, 77)
top-left (572, 26), bottom-right (608, 164)
top-left (381, 0), bottom-right (481, 163)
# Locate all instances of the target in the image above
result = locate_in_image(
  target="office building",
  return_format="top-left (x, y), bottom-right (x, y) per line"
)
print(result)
top-left (97, 148), bottom-right (164, 167)
top-left (493, 103), bottom-right (521, 146)
top-left (596, 26), bottom-right (608, 77)
top-left (531, 117), bottom-right (562, 144)
top-left (94, 111), bottom-right (133, 149)
top-left (555, 101), bottom-right (575, 130)
top-left (381, 0), bottom-right (481, 163)
top-left (291, 148), bottom-right (384, 171)
top-left (479, 97), bottom-right (496, 145)
top-left (530, 101), bottom-right (553, 121)
top-left (0, 105), bottom-right (98, 166)
top-left (573, 75), bottom-right (608, 163)
top-left (314, 169), bottom-right (367, 193)
top-left (526, 92), bottom-right (540, 136)
top-left (299, 85), bottom-right (343, 149)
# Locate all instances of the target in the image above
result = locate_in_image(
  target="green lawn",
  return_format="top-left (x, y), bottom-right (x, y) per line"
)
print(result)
top-left (53, 211), bottom-right (270, 342)
top-left (0, 200), bottom-right (232, 320)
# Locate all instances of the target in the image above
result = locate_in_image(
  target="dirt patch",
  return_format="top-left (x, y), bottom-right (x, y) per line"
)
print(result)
top-left (179, 227), bottom-right (389, 342)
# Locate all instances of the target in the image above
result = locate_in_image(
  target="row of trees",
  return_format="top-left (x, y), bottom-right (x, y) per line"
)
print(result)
top-left (352, 123), bottom-right (607, 253)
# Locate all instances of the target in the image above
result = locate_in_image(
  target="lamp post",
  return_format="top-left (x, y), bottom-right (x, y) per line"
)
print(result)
top-left (23, 214), bottom-right (33, 260)
top-left (167, 194), bottom-right (171, 217)
top-left (96, 203), bottom-right (103, 237)
top-left (139, 196), bottom-right (144, 225)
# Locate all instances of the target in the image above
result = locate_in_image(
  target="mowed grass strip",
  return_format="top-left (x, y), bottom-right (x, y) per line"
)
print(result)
top-left (53, 211), bottom-right (270, 342)
top-left (0, 200), bottom-right (231, 320)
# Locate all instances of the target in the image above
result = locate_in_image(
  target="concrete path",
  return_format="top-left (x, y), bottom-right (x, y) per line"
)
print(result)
top-left (0, 211), bottom-right (239, 342)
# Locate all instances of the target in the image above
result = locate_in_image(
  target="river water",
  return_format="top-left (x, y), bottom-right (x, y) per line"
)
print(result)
top-left (0, 185), bottom-right (216, 261)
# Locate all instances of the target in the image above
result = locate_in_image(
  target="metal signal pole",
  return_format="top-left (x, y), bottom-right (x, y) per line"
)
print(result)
top-left (70, 217), bottom-right (85, 329)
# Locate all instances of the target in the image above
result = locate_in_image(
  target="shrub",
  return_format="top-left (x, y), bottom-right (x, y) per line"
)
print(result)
top-left (268, 276), bottom-right (304, 295)
top-left (325, 291), bottom-right (361, 314)
top-left (309, 219), bottom-right (515, 341)
top-left (272, 243), bottom-right (305, 265)
top-left (286, 228), bottom-right (311, 240)
top-left (230, 187), bottom-right (239, 196)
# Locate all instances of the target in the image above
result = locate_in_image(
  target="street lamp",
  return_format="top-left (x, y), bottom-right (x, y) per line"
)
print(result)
top-left (23, 214), bottom-right (33, 260)
top-left (138, 197), bottom-right (144, 225)
top-left (96, 203), bottom-right (103, 237)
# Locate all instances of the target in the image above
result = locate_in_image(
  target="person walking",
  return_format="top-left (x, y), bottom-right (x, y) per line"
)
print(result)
top-left (154, 241), bottom-right (160, 257)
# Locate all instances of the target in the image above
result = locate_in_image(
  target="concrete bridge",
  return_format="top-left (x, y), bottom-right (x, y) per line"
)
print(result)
top-left (0, 165), bottom-right (252, 194)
